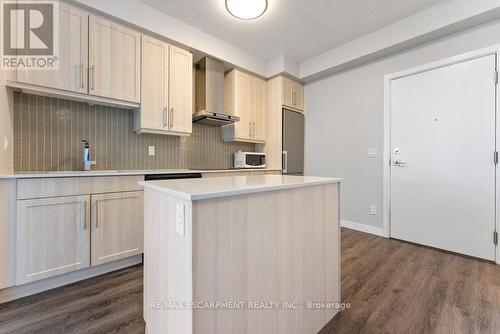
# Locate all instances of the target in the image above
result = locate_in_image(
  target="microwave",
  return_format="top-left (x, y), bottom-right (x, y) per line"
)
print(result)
top-left (234, 151), bottom-right (266, 169)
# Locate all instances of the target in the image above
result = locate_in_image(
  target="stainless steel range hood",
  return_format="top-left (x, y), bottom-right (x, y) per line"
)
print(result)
top-left (193, 57), bottom-right (240, 126)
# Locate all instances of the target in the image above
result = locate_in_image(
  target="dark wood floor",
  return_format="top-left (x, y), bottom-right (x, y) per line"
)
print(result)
top-left (1, 228), bottom-right (499, 333)
top-left (321, 229), bottom-right (500, 334)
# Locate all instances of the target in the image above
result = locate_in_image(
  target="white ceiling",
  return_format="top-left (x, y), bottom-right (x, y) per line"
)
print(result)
top-left (139, 0), bottom-right (443, 62)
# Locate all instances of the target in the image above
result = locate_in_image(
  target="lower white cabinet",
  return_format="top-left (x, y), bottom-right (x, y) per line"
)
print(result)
top-left (91, 191), bottom-right (144, 266)
top-left (16, 196), bottom-right (91, 285)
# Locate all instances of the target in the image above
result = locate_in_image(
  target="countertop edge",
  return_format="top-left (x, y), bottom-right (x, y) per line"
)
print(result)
top-left (0, 169), bottom-right (282, 179)
top-left (139, 177), bottom-right (343, 201)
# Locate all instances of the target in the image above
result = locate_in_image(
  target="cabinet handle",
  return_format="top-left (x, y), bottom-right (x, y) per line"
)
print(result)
top-left (170, 108), bottom-right (174, 128)
top-left (95, 200), bottom-right (99, 229)
top-left (82, 201), bottom-right (87, 230)
top-left (253, 122), bottom-right (256, 137)
top-left (79, 64), bottom-right (84, 89)
top-left (282, 150), bottom-right (288, 174)
top-left (163, 107), bottom-right (167, 128)
top-left (89, 65), bottom-right (95, 91)
top-left (249, 122), bottom-right (251, 137)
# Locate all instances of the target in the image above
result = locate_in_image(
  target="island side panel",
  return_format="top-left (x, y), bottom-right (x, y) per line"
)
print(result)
top-left (192, 183), bottom-right (340, 334)
top-left (143, 188), bottom-right (194, 334)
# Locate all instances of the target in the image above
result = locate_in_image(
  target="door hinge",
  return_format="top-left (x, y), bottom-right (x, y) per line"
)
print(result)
top-left (494, 231), bottom-right (498, 245)
top-left (495, 70), bottom-right (498, 84)
top-left (495, 151), bottom-right (499, 165)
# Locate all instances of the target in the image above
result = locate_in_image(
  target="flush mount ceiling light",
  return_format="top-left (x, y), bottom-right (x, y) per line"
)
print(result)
top-left (225, 0), bottom-right (268, 20)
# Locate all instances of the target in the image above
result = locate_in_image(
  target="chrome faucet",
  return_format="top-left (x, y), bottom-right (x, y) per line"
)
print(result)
top-left (82, 139), bottom-right (96, 171)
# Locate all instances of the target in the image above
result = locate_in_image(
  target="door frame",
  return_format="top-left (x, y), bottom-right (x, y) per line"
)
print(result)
top-left (383, 45), bottom-right (500, 264)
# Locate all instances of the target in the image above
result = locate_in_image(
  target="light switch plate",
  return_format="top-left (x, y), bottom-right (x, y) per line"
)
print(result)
top-left (148, 146), bottom-right (155, 156)
top-left (176, 203), bottom-right (185, 237)
top-left (370, 205), bottom-right (377, 215)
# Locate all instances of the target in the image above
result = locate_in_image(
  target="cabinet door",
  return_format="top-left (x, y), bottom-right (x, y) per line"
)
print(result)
top-left (139, 35), bottom-right (169, 131)
top-left (17, 3), bottom-right (88, 93)
top-left (252, 77), bottom-right (267, 141)
top-left (17, 196), bottom-right (90, 285)
top-left (91, 191), bottom-right (143, 266)
top-left (234, 71), bottom-right (251, 140)
top-left (282, 77), bottom-right (293, 108)
top-left (89, 16), bottom-right (141, 102)
top-left (292, 81), bottom-right (304, 111)
top-left (168, 45), bottom-right (193, 134)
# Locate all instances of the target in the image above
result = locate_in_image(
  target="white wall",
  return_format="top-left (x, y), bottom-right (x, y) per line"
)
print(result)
top-left (304, 18), bottom-right (500, 231)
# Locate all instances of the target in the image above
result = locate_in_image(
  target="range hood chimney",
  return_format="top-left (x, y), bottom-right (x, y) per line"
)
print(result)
top-left (193, 57), bottom-right (240, 126)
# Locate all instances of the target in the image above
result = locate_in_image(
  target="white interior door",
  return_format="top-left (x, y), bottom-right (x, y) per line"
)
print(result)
top-left (390, 54), bottom-right (497, 261)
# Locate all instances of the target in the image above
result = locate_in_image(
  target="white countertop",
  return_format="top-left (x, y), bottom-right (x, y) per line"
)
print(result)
top-left (139, 175), bottom-right (343, 200)
top-left (0, 168), bottom-right (280, 179)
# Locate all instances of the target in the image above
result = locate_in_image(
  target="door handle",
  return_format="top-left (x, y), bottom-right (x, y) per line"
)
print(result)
top-left (282, 150), bottom-right (288, 173)
top-left (393, 159), bottom-right (407, 167)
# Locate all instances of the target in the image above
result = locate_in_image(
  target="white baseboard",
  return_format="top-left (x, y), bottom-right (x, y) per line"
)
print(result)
top-left (341, 220), bottom-right (388, 238)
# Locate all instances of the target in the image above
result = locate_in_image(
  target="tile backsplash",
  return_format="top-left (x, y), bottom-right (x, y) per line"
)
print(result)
top-left (13, 92), bottom-right (255, 172)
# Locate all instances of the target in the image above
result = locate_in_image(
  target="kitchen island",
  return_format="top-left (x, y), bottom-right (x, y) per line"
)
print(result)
top-left (140, 175), bottom-right (342, 334)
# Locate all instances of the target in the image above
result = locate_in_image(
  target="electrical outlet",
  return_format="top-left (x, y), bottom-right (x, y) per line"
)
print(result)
top-left (176, 203), bottom-right (185, 237)
top-left (3, 136), bottom-right (8, 151)
top-left (148, 146), bottom-right (155, 156)
top-left (370, 205), bottom-right (377, 215)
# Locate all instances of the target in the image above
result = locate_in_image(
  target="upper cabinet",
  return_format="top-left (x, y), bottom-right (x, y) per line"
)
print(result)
top-left (88, 16), bottom-right (141, 103)
top-left (16, 3), bottom-right (88, 94)
top-left (136, 35), bottom-right (169, 133)
top-left (168, 45), bottom-right (193, 134)
top-left (282, 77), bottom-right (304, 111)
top-left (134, 36), bottom-right (193, 136)
top-left (10, 6), bottom-right (141, 107)
top-left (222, 69), bottom-right (266, 143)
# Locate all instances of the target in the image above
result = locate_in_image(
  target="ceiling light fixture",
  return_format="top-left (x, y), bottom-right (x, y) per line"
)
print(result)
top-left (225, 0), bottom-right (268, 20)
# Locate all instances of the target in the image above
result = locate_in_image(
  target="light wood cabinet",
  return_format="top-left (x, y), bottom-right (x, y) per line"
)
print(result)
top-left (0, 180), bottom-right (16, 290)
top-left (252, 77), bottom-right (267, 141)
top-left (135, 38), bottom-right (192, 136)
top-left (91, 191), bottom-right (143, 266)
top-left (16, 195), bottom-right (91, 285)
top-left (88, 16), bottom-right (141, 103)
top-left (168, 45), bottom-right (193, 134)
top-left (16, 3), bottom-right (88, 93)
top-left (222, 69), bottom-right (266, 143)
top-left (282, 77), bottom-right (304, 111)
top-left (136, 36), bottom-right (169, 133)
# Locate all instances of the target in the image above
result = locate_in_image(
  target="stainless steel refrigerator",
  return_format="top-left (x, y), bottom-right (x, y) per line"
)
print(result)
top-left (282, 109), bottom-right (304, 175)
